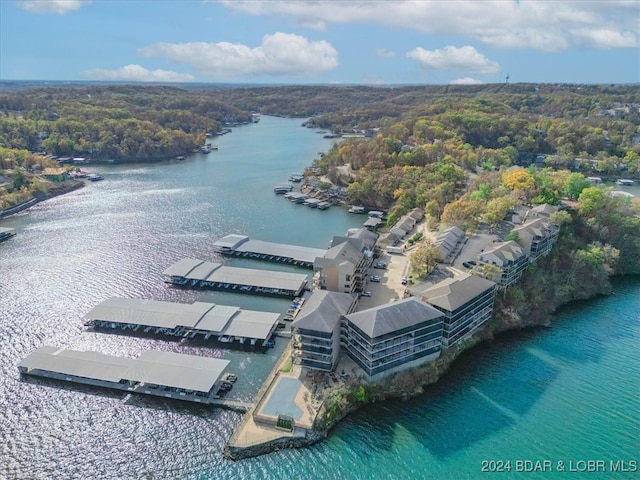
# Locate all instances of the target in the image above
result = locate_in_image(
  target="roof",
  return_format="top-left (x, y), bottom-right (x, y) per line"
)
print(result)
top-left (19, 347), bottom-right (229, 393)
top-left (363, 217), bottom-right (382, 228)
top-left (163, 260), bottom-right (308, 291)
top-left (18, 345), bottom-right (133, 383)
top-left (219, 310), bottom-right (280, 340)
top-left (212, 234), bottom-right (249, 250)
top-left (478, 241), bottom-right (526, 265)
top-left (292, 290), bottom-right (355, 333)
top-left (512, 217), bottom-right (554, 250)
top-left (418, 273), bottom-right (495, 312)
top-left (128, 350), bottom-right (229, 392)
top-left (319, 239), bottom-right (364, 268)
top-left (345, 297), bottom-right (443, 338)
top-left (233, 238), bottom-right (326, 263)
top-left (194, 304), bottom-right (240, 332)
top-left (529, 204), bottom-right (558, 217)
top-left (84, 297), bottom-right (215, 329)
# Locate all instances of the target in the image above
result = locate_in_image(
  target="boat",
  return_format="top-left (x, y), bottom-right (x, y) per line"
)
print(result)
top-left (317, 201), bottom-right (331, 210)
top-left (289, 174), bottom-right (304, 182)
top-left (87, 173), bottom-right (104, 182)
top-left (274, 185), bottom-right (293, 194)
top-left (348, 205), bottom-right (365, 214)
top-left (0, 228), bottom-right (16, 243)
top-left (176, 156), bottom-right (185, 161)
top-left (217, 335), bottom-right (232, 343)
top-left (615, 179), bottom-right (634, 186)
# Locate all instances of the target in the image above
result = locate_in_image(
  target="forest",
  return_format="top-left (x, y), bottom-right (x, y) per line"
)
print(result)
top-left (0, 83), bottom-right (639, 272)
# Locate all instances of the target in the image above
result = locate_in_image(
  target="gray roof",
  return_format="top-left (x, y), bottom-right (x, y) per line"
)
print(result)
top-left (363, 217), bottom-right (382, 228)
top-left (163, 260), bottom-right (308, 291)
top-left (478, 241), bottom-right (526, 265)
top-left (321, 239), bottom-right (364, 266)
top-left (530, 204), bottom-right (558, 217)
top-left (208, 265), bottom-right (308, 291)
top-left (84, 297), bottom-right (215, 329)
top-left (194, 304), bottom-right (240, 332)
top-left (212, 234), bottom-right (249, 250)
top-left (19, 347), bottom-right (229, 393)
top-left (220, 310), bottom-right (279, 340)
top-left (85, 297), bottom-right (279, 338)
top-left (512, 217), bottom-right (553, 251)
top-left (18, 345), bottom-right (133, 383)
top-left (418, 273), bottom-right (495, 312)
top-left (234, 238), bottom-right (326, 263)
top-left (0, 227), bottom-right (15, 234)
top-left (346, 297), bottom-right (443, 338)
top-left (292, 290), bottom-right (355, 333)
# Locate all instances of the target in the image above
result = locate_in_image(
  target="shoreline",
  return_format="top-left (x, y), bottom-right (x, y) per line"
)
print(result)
top-left (224, 266), bottom-right (627, 461)
top-left (0, 180), bottom-right (84, 219)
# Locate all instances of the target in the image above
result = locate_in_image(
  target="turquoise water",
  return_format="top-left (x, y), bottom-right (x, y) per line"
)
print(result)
top-left (0, 116), bottom-right (638, 479)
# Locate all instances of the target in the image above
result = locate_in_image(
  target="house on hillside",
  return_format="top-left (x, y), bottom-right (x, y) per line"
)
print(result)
top-left (42, 167), bottom-right (68, 182)
top-left (435, 226), bottom-right (465, 263)
top-left (291, 290), bottom-right (356, 372)
top-left (418, 273), bottom-right (496, 347)
top-left (342, 297), bottom-right (445, 382)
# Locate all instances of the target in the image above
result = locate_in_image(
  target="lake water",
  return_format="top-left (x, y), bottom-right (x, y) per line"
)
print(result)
top-left (0, 116), bottom-right (638, 479)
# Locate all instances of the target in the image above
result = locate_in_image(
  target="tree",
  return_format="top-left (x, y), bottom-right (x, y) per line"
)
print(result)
top-left (563, 172), bottom-right (590, 200)
top-left (410, 242), bottom-right (442, 279)
top-left (577, 187), bottom-right (606, 216)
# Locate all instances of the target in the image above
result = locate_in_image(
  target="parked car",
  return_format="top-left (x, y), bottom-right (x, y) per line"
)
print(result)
top-left (361, 291), bottom-right (372, 297)
top-left (401, 276), bottom-right (407, 285)
top-left (373, 262), bottom-right (387, 269)
top-left (370, 275), bottom-right (381, 282)
top-left (462, 260), bottom-right (477, 269)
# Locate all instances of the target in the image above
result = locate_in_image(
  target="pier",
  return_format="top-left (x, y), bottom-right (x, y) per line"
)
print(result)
top-left (163, 258), bottom-right (309, 297)
top-left (18, 346), bottom-right (241, 406)
top-left (0, 227), bottom-right (16, 242)
top-left (213, 235), bottom-right (326, 269)
top-left (84, 297), bottom-right (281, 348)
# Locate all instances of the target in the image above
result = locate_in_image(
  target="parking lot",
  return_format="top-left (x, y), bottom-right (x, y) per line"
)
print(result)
top-left (356, 251), bottom-right (410, 309)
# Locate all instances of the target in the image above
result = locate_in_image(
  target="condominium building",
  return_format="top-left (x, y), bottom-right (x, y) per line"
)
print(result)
top-left (342, 297), bottom-right (444, 382)
top-left (291, 290), bottom-right (356, 371)
top-left (477, 240), bottom-right (529, 289)
top-left (418, 273), bottom-right (496, 347)
top-left (511, 217), bottom-right (559, 262)
top-left (314, 228), bottom-right (376, 294)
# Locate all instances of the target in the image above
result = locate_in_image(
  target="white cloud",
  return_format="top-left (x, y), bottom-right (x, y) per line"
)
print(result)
top-left (375, 48), bottom-right (395, 58)
top-left (80, 64), bottom-right (195, 82)
top-left (19, 0), bottom-right (90, 14)
top-left (216, 0), bottom-right (640, 51)
top-left (407, 45), bottom-right (499, 74)
top-left (450, 77), bottom-right (484, 85)
top-left (138, 33), bottom-right (338, 79)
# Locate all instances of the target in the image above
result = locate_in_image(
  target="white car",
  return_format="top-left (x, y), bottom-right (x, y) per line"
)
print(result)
top-left (361, 291), bottom-right (372, 297)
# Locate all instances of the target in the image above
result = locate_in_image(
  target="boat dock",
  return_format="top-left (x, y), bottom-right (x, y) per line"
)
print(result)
top-left (18, 346), bottom-right (244, 406)
top-left (163, 258), bottom-right (309, 297)
top-left (84, 297), bottom-right (281, 348)
top-left (212, 235), bottom-right (325, 269)
top-left (0, 227), bottom-right (16, 242)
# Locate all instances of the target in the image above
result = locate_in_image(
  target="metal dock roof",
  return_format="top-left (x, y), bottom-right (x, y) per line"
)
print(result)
top-left (233, 239), bottom-right (326, 264)
top-left (209, 265), bottom-right (308, 291)
top-left (84, 297), bottom-right (215, 329)
top-left (84, 297), bottom-right (281, 340)
top-left (221, 310), bottom-right (280, 340)
top-left (19, 346), bottom-right (230, 394)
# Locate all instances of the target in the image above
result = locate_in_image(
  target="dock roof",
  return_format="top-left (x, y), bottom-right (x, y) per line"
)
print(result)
top-left (19, 347), bottom-right (229, 393)
top-left (84, 297), bottom-right (215, 329)
top-left (162, 258), bottom-right (206, 278)
top-left (19, 345), bottom-right (133, 383)
top-left (212, 234), bottom-right (250, 251)
top-left (233, 239), bottom-right (326, 264)
top-left (194, 304), bottom-right (240, 332)
top-left (208, 265), bottom-right (308, 292)
top-left (220, 310), bottom-right (280, 340)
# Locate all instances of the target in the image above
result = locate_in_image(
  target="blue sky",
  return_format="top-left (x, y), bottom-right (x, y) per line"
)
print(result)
top-left (1, 0), bottom-right (639, 85)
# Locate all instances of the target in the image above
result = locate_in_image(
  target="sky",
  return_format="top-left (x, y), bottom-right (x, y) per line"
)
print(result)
top-left (0, 0), bottom-right (639, 85)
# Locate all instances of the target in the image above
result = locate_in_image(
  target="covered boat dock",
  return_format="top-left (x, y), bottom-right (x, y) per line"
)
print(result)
top-left (18, 346), bottom-right (234, 405)
top-left (84, 297), bottom-right (280, 347)
top-left (163, 258), bottom-right (308, 297)
top-left (213, 235), bottom-right (325, 269)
